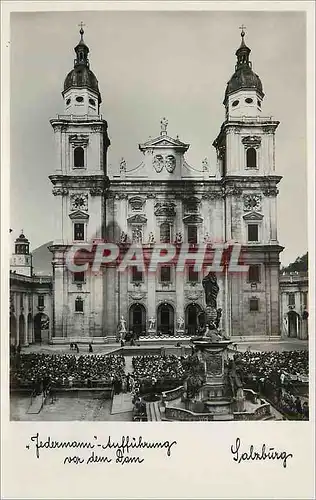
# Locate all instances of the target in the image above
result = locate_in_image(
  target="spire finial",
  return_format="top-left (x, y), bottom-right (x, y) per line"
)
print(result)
top-left (239, 24), bottom-right (246, 38)
top-left (78, 21), bottom-right (85, 41)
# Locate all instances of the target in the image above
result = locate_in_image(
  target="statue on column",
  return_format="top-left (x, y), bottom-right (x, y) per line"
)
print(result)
top-left (202, 271), bottom-right (219, 309)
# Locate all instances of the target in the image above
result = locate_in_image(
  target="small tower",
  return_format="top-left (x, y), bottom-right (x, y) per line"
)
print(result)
top-left (224, 27), bottom-right (264, 120)
top-left (10, 231), bottom-right (33, 276)
top-left (63, 23), bottom-right (101, 116)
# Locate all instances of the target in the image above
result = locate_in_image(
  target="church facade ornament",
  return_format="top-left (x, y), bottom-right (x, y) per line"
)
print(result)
top-left (52, 187), bottom-right (69, 196)
top-left (90, 187), bottom-right (104, 196)
top-left (242, 136), bottom-right (262, 149)
top-left (153, 154), bottom-right (176, 173)
top-left (263, 187), bottom-right (279, 197)
top-left (69, 134), bottom-right (89, 148)
top-left (225, 187), bottom-right (243, 197)
top-left (154, 201), bottom-right (176, 217)
top-left (243, 193), bottom-right (262, 212)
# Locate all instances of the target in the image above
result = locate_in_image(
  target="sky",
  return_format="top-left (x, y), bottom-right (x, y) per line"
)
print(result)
top-left (9, 10), bottom-right (307, 265)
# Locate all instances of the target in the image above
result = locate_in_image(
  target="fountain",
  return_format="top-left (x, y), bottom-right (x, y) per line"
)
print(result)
top-left (154, 273), bottom-right (274, 421)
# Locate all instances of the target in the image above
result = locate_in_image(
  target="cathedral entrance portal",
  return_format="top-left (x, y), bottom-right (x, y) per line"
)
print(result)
top-left (185, 303), bottom-right (203, 335)
top-left (129, 304), bottom-right (146, 337)
top-left (157, 303), bottom-right (174, 335)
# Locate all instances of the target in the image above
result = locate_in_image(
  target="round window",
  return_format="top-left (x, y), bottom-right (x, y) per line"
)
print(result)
top-left (89, 98), bottom-right (95, 106)
top-left (232, 100), bottom-right (239, 107)
top-left (76, 96), bottom-right (84, 103)
top-left (66, 98), bottom-right (71, 106)
top-left (257, 100), bottom-right (261, 107)
top-left (245, 98), bottom-right (253, 104)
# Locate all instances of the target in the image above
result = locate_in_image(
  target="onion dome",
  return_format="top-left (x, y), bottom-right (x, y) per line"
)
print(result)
top-left (224, 30), bottom-right (264, 103)
top-left (63, 26), bottom-right (101, 102)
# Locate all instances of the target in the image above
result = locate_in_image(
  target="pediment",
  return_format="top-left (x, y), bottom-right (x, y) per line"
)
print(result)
top-left (139, 135), bottom-right (189, 152)
top-left (243, 211), bottom-right (264, 221)
top-left (69, 210), bottom-right (89, 220)
top-left (127, 214), bottom-right (148, 224)
top-left (183, 214), bottom-right (203, 224)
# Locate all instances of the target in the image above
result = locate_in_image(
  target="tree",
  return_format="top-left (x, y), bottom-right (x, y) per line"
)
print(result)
top-left (281, 252), bottom-right (308, 273)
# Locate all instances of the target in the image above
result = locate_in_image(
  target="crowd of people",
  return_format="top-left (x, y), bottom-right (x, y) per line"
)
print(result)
top-left (11, 352), bottom-right (125, 391)
top-left (11, 346), bottom-right (309, 420)
top-left (131, 354), bottom-right (187, 393)
top-left (234, 350), bottom-right (309, 420)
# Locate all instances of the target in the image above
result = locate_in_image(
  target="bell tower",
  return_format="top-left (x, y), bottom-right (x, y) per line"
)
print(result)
top-left (213, 29), bottom-right (283, 338)
top-left (49, 26), bottom-right (110, 340)
top-left (10, 231), bottom-right (32, 277)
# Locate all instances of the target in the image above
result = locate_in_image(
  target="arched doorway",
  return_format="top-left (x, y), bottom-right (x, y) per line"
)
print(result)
top-left (185, 303), bottom-right (203, 335)
top-left (157, 303), bottom-right (174, 335)
top-left (10, 314), bottom-right (17, 345)
top-left (34, 313), bottom-right (49, 343)
top-left (129, 303), bottom-right (146, 337)
top-left (19, 314), bottom-right (25, 345)
top-left (288, 310), bottom-right (299, 338)
top-left (27, 313), bottom-right (33, 343)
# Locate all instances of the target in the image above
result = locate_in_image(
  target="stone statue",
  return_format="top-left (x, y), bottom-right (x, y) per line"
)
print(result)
top-left (120, 231), bottom-right (128, 243)
top-left (149, 317), bottom-right (156, 330)
top-left (120, 158), bottom-right (126, 173)
top-left (160, 117), bottom-right (168, 134)
top-left (119, 316), bottom-right (127, 334)
top-left (148, 232), bottom-right (155, 244)
top-left (202, 272), bottom-right (219, 309)
top-left (202, 157), bottom-right (209, 171)
top-left (177, 316), bottom-right (185, 330)
top-left (215, 308), bottom-right (222, 329)
top-left (175, 232), bottom-right (183, 244)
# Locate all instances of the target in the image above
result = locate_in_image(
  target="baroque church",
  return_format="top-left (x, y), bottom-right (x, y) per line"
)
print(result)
top-left (36, 27), bottom-right (283, 342)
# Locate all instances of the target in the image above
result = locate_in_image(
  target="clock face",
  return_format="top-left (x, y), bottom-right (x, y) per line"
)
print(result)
top-left (70, 193), bottom-right (88, 211)
top-left (243, 194), bottom-right (261, 211)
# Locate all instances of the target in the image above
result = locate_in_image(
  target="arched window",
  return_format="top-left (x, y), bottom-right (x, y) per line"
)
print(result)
top-left (246, 148), bottom-right (257, 169)
top-left (74, 147), bottom-right (84, 168)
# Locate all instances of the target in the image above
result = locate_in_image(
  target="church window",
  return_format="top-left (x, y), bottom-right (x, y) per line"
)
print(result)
top-left (245, 98), bottom-right (253, 104)
top-left (249, 298), bottom-right (259, 312)
top-left (246, 148), bottom-right (257, 169)
top-left (160, 266), bottom-right (171, 283)
top-left (232, 100), bottom-right (239, 107)
top-left (73, 272), bottom-right (85, 283)
top-left (74, 147), bottom-right (84, 168)
top-left (248, 265), bottom-right (260, 283)
top-left (187, 225), bottom-right (198, 244)
top-left (132, 266), bottom-right (143, 283)
top-left (66, 98), bottom-right (71, 106)
top-left (247, 224), bottom-right (259, 242)
top-left (75, 297), bottom-right (84, 312)
top-left (188, 266), bottom-right (199, 283)
top-left (257, 100), bottom-right (261, 108)
top-left (20, 294), bottom-right (23, 308)
top-left (160, 222), bottom-right (171, 243)
top-left (76, 96), bottom-right (84, 103)
top-left (89, 98), bottom-right (95, 107)
top-left (288, 293), bottom-right (295, 307)
top-left (38, 295), bottom-right (44, 307)
top-left (74, 223), bottom-right (85, 241)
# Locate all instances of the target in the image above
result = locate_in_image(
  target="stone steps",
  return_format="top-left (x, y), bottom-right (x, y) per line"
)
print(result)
top-left (146, 401), bottom-right (162, 421)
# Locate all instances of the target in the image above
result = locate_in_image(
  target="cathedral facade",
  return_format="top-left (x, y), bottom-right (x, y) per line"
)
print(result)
top-left (48, 27), bottom-right (283, 342)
